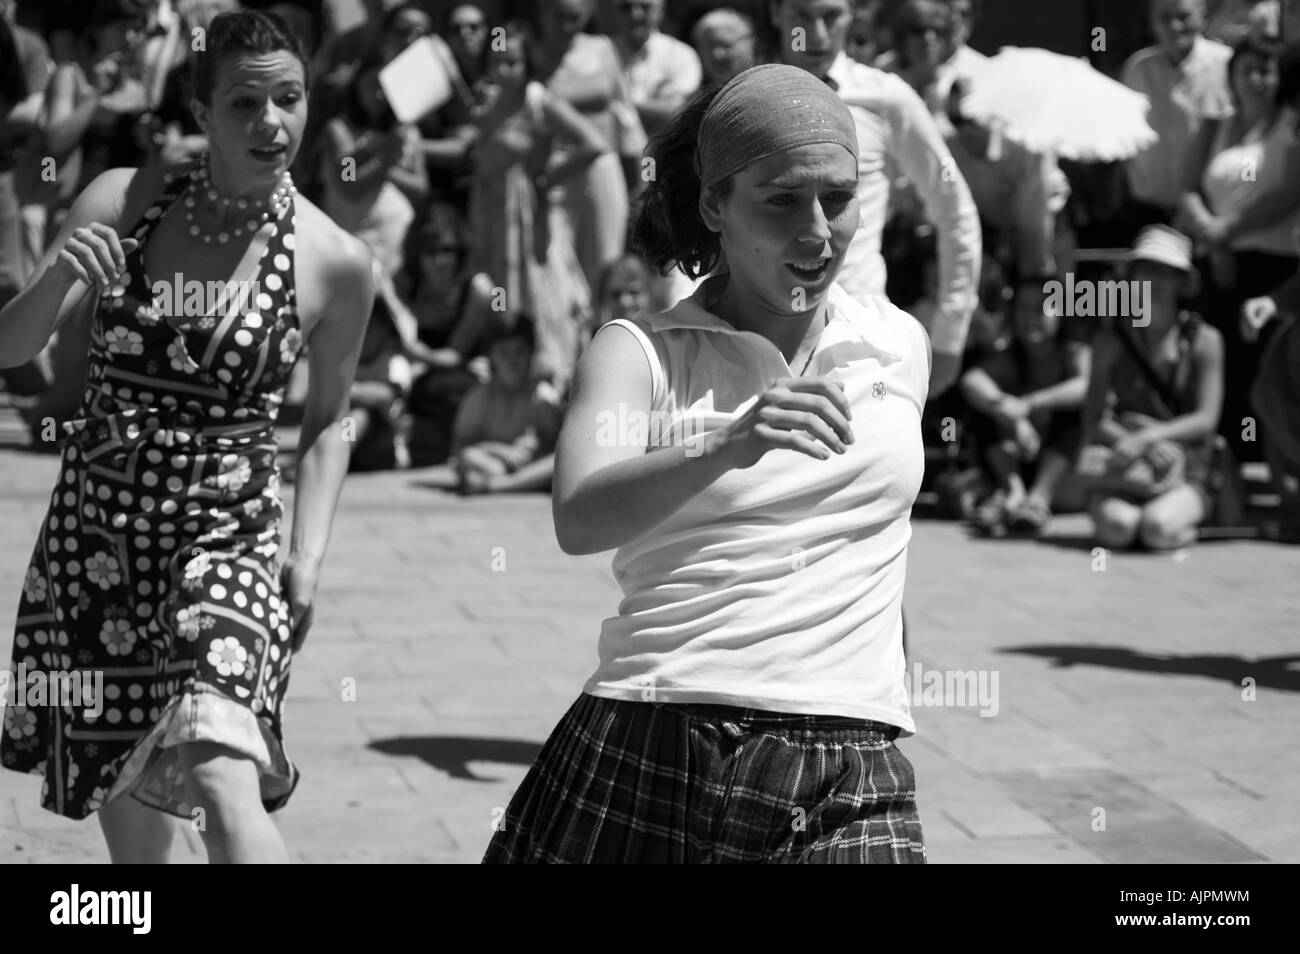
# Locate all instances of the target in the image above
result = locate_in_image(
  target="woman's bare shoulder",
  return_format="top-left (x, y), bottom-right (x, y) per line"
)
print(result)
top-left (292, 195), bottom-right (372, 279)
top-left (73, 162), bottom-right (191, 230)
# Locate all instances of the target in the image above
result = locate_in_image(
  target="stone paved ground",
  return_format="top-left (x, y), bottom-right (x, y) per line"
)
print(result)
top-left (2, 423), bottom-right (1297, 864)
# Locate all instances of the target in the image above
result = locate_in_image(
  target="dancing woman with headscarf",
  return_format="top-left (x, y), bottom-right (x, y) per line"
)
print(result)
top-left (484, 64), bottom-right (931, 864)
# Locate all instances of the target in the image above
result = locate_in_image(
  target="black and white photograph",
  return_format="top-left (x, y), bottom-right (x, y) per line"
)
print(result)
top-left (0, 0), bottom-right (1292, 900)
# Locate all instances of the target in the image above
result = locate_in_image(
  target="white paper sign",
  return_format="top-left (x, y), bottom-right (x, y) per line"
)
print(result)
top-left (378, 35), bottom-right (454, 123)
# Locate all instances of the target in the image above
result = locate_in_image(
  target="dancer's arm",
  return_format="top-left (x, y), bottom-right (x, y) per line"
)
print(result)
top-left (553, 325), bottom-right (853, 555)
top-left (284, 233), bottom-right (375, 647)
top-left (0, 168), bottom-right (138, 366)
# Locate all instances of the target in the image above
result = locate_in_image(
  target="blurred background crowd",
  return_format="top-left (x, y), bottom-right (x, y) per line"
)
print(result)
top-left (3, 0), bottom-right (1300, 547)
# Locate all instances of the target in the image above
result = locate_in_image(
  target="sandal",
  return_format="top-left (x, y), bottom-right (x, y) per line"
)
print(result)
top-left (972, 491), bottom-right (1010, 538)
top-left (1008, 497), bottom-right (1052, 535)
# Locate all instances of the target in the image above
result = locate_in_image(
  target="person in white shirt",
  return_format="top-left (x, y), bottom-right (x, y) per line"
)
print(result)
top-left (1121, 0), bottom-right (1235, 229)
top-left (935, 0), bottom-right (990, 111)
top-left (766, 0), bottom-right (981, 397)
top-left (606, 0), bottom-right (702, 135)
top-left (485, 64), bottom-right (930, 864)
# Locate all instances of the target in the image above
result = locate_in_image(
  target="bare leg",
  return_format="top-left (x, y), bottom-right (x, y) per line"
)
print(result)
top-left (99, 793), bottom-right (177, 864)
top-left (1090, 494), bottom-right (1142, 549)
top-left (487, 453), bottom-right (555, 493)
top-left (1139, 484), bottom-right (1205, 551)
top-left (1026, 448), bottom-right (1072, 508)
top-left (178, 742), bottom-right (288, 864)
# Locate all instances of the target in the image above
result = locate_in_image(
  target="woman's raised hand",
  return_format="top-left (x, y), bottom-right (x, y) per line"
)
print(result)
top-left (54, 223), bottom-right (139, 290)
top-left (711, 376), bottom-right (855, 469)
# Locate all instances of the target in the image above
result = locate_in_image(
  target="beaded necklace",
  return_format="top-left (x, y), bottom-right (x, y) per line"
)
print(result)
top-left (183, 154), bottom-right (296, 245)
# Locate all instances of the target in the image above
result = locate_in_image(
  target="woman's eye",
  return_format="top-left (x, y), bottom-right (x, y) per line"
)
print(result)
top-left (233, 98), bottom-right (256, 109)
top-left (278, 93), bottom-right (301, 107)
top-left (826, 191), bottom-right (855, 204)
top-left (767, 194), bottom-right (794, 206)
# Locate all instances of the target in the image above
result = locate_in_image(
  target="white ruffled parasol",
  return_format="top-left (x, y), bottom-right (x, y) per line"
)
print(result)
top-left (958, 46), bottom-right (1158, 163)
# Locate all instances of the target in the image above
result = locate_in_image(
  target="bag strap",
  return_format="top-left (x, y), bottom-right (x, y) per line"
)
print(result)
top-left (1112, 317), bottom-right (1191, 418)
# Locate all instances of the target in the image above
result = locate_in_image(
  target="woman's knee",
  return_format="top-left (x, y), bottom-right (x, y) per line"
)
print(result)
top-left (1090, 496), bottom-right (1140, 548)
top-left (1138, 508), bottom-right (1197, 550)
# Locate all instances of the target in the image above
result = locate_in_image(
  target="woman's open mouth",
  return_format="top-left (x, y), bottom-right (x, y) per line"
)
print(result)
top-left (250, 143), bottom-right (287, 161)
top-left (786, 257), bottom-right (831, 283)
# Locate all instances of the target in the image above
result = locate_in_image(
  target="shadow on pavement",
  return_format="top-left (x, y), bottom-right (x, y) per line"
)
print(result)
top-left (1005, 644), bottom-right (1300, 692)
top-left (369, 736), bottom-right (542, 781)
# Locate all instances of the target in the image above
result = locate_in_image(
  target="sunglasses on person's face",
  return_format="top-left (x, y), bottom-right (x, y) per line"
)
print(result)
top-left (451, 19), bottom-right (485, 34)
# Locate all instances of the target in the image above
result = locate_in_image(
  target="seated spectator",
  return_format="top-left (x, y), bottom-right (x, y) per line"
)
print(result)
top-left (1179, 35), bottom-right (1300, 462)
top-left (347, 293), bottom-right (414, 472)
top-left (1121, 0), bottom-right (1234, 234)
top-left (1081, 226), bottom-right (1226, 551)
top-left (690, 8), bottom-right (756, 85)
top-left (384, 207), bottom-right (498, 462)
top-left (608, 0), bottom-right (702, 136)
top-left (961, 264), bottom-right (1091, 537)
top-left (448, 316), bottom-right (564, 495)
top-left (1241, 275), bottom-right (1300, 527)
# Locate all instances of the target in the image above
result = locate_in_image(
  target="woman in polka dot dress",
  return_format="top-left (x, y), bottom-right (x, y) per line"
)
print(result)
top-left (0, 11), bottom-right (374, 863)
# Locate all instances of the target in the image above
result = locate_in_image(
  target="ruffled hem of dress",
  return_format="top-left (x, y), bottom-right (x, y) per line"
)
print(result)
top-left (104, 682), bottom-right (299, 819)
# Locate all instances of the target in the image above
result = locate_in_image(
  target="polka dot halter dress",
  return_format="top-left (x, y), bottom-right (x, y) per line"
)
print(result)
top-left (2, 162), bottom-right (305, 819)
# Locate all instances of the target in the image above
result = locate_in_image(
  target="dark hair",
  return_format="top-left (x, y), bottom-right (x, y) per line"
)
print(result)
top-left (1226, 33), bottom-right (1284, 104)
top-left (489, 313), bottom-right (538, 353)
top-left (403, 201), bottom-right (470, 296)
top-left (190, 10), bottom-right (311, 104)
top-left (1277, 40), bottom-right (1300, 107)
top-left (631, 81), bottom-right (733, 279)
top-left (491, 18), bottom-right (534, 77)
top-left (0, 17), bottom-right (26, 105)
top-left (382, 2), bottom-right (434, 34)
top-left (596, 252), bottom-right (653, 304)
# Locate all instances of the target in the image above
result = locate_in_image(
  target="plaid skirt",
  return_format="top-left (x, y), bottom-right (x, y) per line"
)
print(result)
top-left (484, 693), bottom-right (926, 864)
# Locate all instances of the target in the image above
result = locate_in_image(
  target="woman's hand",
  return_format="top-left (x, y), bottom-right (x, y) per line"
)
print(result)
top-left (53, 224), bottom-right (139, 290)
top-left (710, 376), bottom-right (855, 470)
top-left (994, 393), bottom-right (1031, 423)
top-left (1111, 430), bottom-right (1152, 469)
top-left (281, 555), bottom-right (320, 653)
top-left (1012, 416), bottom-right (1041, 459)
top-left (1240, 295), bottom-right (1278, 343)
top-left (1147, 438), bottom-right (1181, 473)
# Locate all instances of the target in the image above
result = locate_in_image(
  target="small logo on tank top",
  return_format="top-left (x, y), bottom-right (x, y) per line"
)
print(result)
top-left (872, 382), bottom-right (887, 400)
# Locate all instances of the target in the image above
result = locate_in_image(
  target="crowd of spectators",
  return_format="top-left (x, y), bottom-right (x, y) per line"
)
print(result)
top-left (2, 0), bottom-right (1299, 545)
